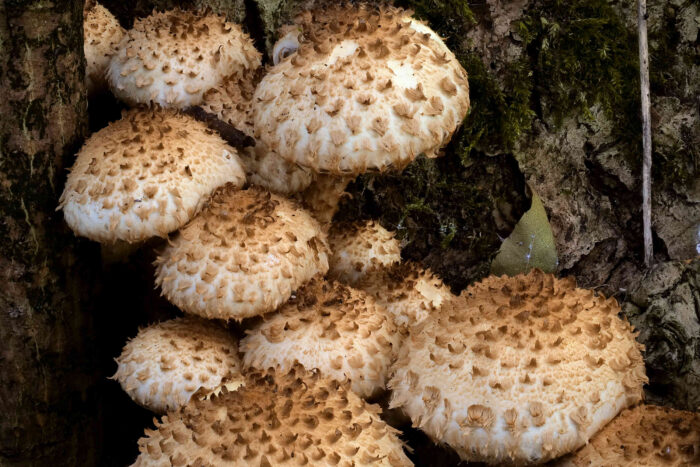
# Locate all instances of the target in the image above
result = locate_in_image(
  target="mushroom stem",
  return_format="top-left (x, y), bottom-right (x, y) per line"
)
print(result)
top-left (100, 239), bottom-right (142, 264)
top-left (299, 174), bottom-right (354, 225)
top-left (184, 106), bottom-right (255, 150)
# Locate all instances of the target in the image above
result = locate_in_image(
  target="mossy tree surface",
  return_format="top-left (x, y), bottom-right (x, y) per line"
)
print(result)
top-left (0, 1), bottom-right (102, 465)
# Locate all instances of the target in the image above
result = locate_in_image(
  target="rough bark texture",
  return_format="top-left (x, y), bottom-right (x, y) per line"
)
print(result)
top-left (0, 0), bottom-right (98, 465)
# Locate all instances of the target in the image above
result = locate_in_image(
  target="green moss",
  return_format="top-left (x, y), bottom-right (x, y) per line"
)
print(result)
top-left (397, 0), bottom-right (475, 45)
top-left (517, 0), bottom-right (640, 135)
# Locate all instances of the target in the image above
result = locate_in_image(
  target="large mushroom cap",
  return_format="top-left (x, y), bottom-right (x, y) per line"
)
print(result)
top-left (113, 317), bottom-right (243, 413)
top-left (84, 2), bottom-right (125, 94)
top-left (327, 220), bottom-right (401, 285)
top-left (389, 269), bottom-right (648, 465)
top-left (357, 262), bottom-right (451, 328)
top-left (154, 186), bottom-right (329, 320)
top-left (133, 365), bottom-right (412, 466)
top-left (253, 4), bottom-right (470, 175)
top-left (241, 279), bottom-right (401, 399)
top-left (58, 108), bottom-right (246, 243)
top-left (107, 9), bottom-right (261, 108)
top-left (556, 404), bottom-right (700, 466)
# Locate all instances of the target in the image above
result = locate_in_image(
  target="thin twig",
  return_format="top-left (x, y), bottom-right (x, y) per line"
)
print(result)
top-left (638, 0), bottom-right (653, 267)
top-left (184, 106), bottom-right (255, 151)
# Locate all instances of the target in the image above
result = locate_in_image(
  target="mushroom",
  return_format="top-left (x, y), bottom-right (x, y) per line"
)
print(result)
top-left (555, 404), bottom-right (700, 466)
top-left (240, 279), bottom-right (401, 399)
top-left (107, 9), bottom-right (261, 108)
top-left (389, 269), bottom-right (648, 465)
top-left (112, 316), bottom-right (243, 413)
top-left (84, 1), bottom-right (125, 95)
top-left (58, 107), bottom-right (246, 244)
top-left (272, 25), bottom-right (301, 65)
top-left (356, 262), bottom-right (452, 329)
top-left (132, 365), bottom-right (412, 466)
top-left (327, 220), bottom-right (401, 285)
top-left (253, 4), bottom-right (470, 174)
top-left (154, 186), bottom-right (329, 321)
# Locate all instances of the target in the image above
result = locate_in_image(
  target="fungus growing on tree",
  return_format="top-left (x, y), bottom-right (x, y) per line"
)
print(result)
top-left (58, 108), bottom-right (245, 243)
top-left (357, 262), bottom-right (452, 329)
top-left (154, 186), bottom-right (329, 320)
top-left (298, 174), bottom-right (355, 224)
top-left (327, 220), bottom-right (401, 285)
top-left (112, 317), bottom-right (243, 413)
top-left (555, 404), bottom-right (700, 466)
top-left (240, 279), bottom-right (401, 399)
top-left (107, 9), bottom-right (260, 108)
top-left (253, 4), bottom-right (470, 174)
top-left (84, 1), bottom-right (125, 94)
top-left (132, 365), bottom-right (412, 466)
top-left (389, 269), bottom-right (648, 465)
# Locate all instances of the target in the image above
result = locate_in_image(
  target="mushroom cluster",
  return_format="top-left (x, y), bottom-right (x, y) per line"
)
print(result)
top-left (61, 2), bottom-right (675, 466)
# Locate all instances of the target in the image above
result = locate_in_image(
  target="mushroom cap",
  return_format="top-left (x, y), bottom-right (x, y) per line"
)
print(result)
top-left (113, 316), bottom-right (243, 413)
top-left (133, 365), bottom-right (412, 467)
top-left (328, 220), bottom-right (401, 286)
top-left (107, 9), bottom-right (261, 108)
top-left (84, 2), bottom-right (125, 94)
top-left (200, 72), bottom-right (258, 137)
top-left (252, 4), bottom-right (470, 175)
top-left (299, 174), bottom-right (354, 224)
top-left (154, 186), bottom-right (329, 320)
top-left (240, 279), bottom-right (401, 399)
top-left (389, 269), bottom-right (648, 465)
top-left (555, 404), bottom-right (700, 467)
top-left (356, 262), bottom-right (452, 329)
top-left (58, 108), bottom-right (246, 243)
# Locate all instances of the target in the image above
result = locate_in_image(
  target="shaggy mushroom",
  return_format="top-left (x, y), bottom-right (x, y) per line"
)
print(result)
top-left (113, 316), bottom-right (243, 413)
top-left (356, 262), bottom-right (451, 329)
top-left (84, 1), bottom-right (125, 94)
top-left (240, 279), bottom-right (401, 399)
top-left (389, 269), bottom-right (648, 465)
top-left (298, 174), bottom-right (355, 224)
top-left (132, 365), bottom-right (412, 466)
top-left (253, 4), bottom-right (470, 174)
top-left (107, 9), bottom-right (260, 108)
top-left (154, 186), bottom-right (329, 320)
top-left (58, 108), bottom-right (246, 243)
top-left (556, 404), bottom-right (700, 466)
top-left (327, 220), bottom-right (401, 285)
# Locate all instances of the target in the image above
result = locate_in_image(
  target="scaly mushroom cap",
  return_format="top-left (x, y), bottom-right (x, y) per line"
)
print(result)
top-left (113, 317), bottom-right (243, 413)
top-left (107, 9), bottom-right (261, 108)
top-left (154, 186), bottom-right (329, 320)
top-left (58, 108), bottom-right (245, 243)
top-left (357, 262), bottom-right (451, 329)
top-left (327, 220), bottom-right (401, 286)
top-left (241, 279), bottom-right (401, 399)
top-left (132, 365), bottom-right (412, 466)
top-left (253, 4), bottom-right (470, 175)
top-left (200, 72), bottom-right (258, 137)
top-left (84, 2), bottom-right (125, 94)
top-left (299, 174), bottom-right (354, 224)
top-left (556, 404), bottom-right (700, 467)
top-left (389, 269), bottom-right (648, 465)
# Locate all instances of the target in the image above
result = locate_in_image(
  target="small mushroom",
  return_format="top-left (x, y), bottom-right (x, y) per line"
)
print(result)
top-left (240, 279), bottom-right (401, 399)
top-left (132, 365), bottom-right (412, 466)
top-left (84, 1), bottom-right (125, 94)
top-left (555, 404), bottom-right (700, 466)
top-left (357, 262), bottom-right (452, 329)
top-left (253, 4), bottom-right (470, 174)
top-left (112, 316), bottom-right (243, 413)
top-left (272, 25), bottom-right (301, 65)
top-left (107, 9), bottom-right (261, 108)
top-left (154, 186), bottom-right (329, 320)
top-left (58, 107), bottom-right (246, 244)
top-left (389, 269), bottom-right (648, 465)
top-left (327, 220), bottom-right (401, 286)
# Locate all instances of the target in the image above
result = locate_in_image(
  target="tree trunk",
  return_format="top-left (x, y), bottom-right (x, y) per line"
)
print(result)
top-left (0, 1), bottom-right (100, 465)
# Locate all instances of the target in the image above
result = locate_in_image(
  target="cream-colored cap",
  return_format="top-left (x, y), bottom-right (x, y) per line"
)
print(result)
top-left (154, 186), bottom-right (329, 320)
top-left (84, 2), bottom-right (125, 94)
top-left (390, 269), bottom-right (648, 465)
top-left (58, 108), bottom-right (246, 243)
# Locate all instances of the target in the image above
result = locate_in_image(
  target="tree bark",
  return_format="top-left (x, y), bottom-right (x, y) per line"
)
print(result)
top-left (0, 1), bottom-right (100, 465)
